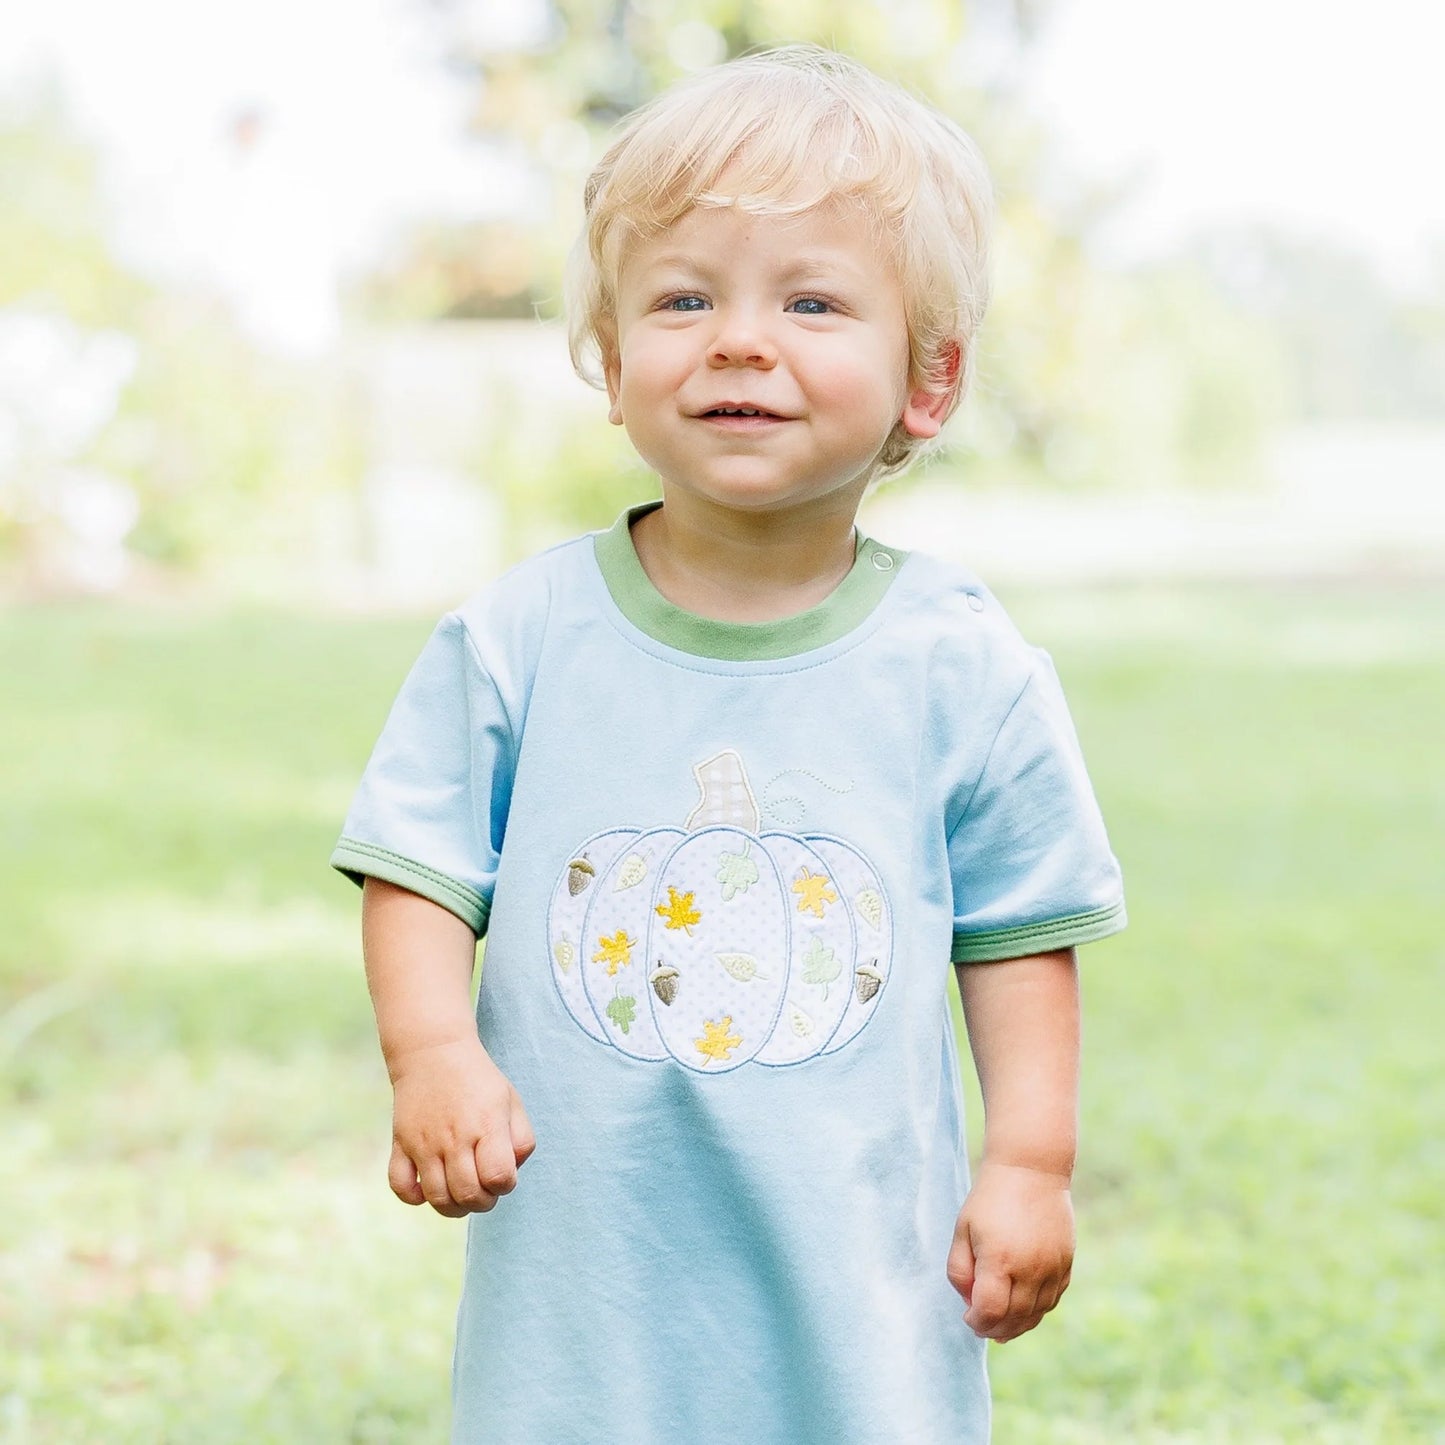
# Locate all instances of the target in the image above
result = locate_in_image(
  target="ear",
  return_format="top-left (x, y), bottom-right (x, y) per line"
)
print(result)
top-left (899, 343), bottom-right (961, 440)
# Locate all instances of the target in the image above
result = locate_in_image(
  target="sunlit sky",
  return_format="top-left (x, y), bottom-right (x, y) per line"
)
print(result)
top-left (5, 0), bottom-right (1442, 356)
top-left (1025, 0), bottom-right (1445, 286)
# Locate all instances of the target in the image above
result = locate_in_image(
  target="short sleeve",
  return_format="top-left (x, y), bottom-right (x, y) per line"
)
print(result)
top-left (948, 653), bottom-right (1125, 963)
top-left (329, 613), bottom-right (514, 936)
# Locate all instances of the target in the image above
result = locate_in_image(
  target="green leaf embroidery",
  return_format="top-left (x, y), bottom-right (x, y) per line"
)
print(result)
top-left (606, 993), bottom-right (638, 1035)
top-left (800, 936), bottom-right (841, 998)
top-left (716, 843), bottom-right (761, 901)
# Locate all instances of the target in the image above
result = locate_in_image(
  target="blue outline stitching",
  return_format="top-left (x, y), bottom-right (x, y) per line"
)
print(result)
top-left (546, 827), bottom-right (638, 1045)
top-left (647, 825), bottom-right (789, 1075)
top-left (549, 829), bottom-right (894, 1070)
top-left (578, 827), bottom-right (687, 1061)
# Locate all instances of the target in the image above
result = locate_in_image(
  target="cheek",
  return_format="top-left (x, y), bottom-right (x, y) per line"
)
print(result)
top-left (816, 352), bottom-right (910, 421)
top-left (619, 330), bottom-right (691, 393)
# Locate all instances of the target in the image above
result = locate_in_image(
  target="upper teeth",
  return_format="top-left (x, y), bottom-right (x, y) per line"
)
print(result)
top-left (717, 407), bottom-right (760, 415)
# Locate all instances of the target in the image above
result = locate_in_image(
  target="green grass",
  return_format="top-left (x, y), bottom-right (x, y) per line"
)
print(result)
top-left (2, 584), bottom-right (1442, 1442)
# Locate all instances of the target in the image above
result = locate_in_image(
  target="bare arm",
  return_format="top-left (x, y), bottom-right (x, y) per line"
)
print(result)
top-left (947, 948), bottom-right (1080, 1342)
top-left (363, 877), bottom-right (535, 1217)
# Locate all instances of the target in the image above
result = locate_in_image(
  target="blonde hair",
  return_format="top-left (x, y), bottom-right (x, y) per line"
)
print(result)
top-left (566, 44), bottom-right (995, 480)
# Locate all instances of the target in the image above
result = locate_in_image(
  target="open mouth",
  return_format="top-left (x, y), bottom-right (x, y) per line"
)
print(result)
top-left (700, 406), bottom-right (784, 419)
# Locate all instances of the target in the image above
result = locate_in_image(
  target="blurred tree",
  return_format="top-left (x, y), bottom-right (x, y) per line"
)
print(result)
top-left (359, 219), bottom-right (548, 322)
top-left (1182, 226), bottom-right (1445, 422)
top-left (371, 0), bottom-right (1038, 318)
top-left (0, 85), bottom-right (151, 326)
top-left (0, 85), bottom-right (363, 586)
top-left (965, 203), bottom-right (1292, 492)
top-left (102, 295), bottom-right (361, 576)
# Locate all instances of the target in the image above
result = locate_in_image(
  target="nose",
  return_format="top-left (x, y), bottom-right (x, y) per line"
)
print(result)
top-left (707, 307), bottom-right (777, 370)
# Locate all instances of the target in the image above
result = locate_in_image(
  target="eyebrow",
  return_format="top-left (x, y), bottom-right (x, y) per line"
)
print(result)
top-left (635, 251), bottom-right (870, 285)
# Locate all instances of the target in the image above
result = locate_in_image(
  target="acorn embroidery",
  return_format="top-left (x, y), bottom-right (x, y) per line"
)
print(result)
top-left (650, 964), bottom-right (680, 1006)
top-left (567, 857), bottom-right (596, 896)
top-left (855, 964), bottom-right (884, 1004)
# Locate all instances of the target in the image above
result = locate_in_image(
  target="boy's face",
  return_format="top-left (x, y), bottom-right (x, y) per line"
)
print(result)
top-left (604, 199), bottom-right (948, 521)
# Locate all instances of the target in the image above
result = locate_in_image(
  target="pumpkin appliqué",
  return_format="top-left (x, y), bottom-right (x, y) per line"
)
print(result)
top-left (546, 750), bottom-right (893, 1071)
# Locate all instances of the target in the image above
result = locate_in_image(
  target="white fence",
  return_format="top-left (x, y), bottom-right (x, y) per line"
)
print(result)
top-left (6, 312), bottom-right (1443, 604)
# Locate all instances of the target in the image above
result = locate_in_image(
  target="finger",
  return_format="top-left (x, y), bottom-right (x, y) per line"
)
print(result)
top-left (475, 1128), bottom-right (519, 1201)
top-left (509, 1093), bottom-right (537, 1167)
top-left (1035, 1273), bottom-right (1067, 1319)
top-left (388, 1140), bottom-right (426, 1207)
top-left (1011, 1282), bottom-right (1042, 1326)
top-left (417, 1156), bottom-right (467, 1218)
top-left (994, 1279), bottom-right (1046, 1343)
top-left (1016, 1255), bottom-right (1069, 1320)
top-left (443, 1146), bottom-right (494, 1214)
top-left (945, 1232), bottom-right (976, 1306)
top-left (964, 1266), bottom-right (1013, 1338)
top-left (992, 1317), bottom-right (1037, 1344)
top-left (1055, 1264), bottom-right (1072, 1305)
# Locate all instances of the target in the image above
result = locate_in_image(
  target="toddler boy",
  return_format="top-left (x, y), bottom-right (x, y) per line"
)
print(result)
top-left (334, 44), bottom-right (1124, 1443)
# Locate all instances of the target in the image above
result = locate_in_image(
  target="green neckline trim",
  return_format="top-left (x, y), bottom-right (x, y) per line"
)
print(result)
top-left (593, 503), bottom-right (908, 661)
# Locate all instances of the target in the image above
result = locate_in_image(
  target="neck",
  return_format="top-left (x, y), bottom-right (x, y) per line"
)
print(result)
top-left (629, 495), bottom-right (861, 624)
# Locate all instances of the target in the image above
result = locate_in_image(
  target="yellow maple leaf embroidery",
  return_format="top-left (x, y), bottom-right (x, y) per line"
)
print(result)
top-left (656, 886), bottom-right (703, 935)
top-left (695, 1015), bottom-right (743, 1066)
top-left (592, 930), bottom-right (635, 975)
top-left (792, 868), bottom-right (838, 919)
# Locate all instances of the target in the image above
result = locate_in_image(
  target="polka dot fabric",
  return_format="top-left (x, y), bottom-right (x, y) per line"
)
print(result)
top-left (546, 790), bottom-right (893, 1071)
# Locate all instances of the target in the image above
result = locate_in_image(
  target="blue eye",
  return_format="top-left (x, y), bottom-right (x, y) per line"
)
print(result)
top-left (664, 294), bottom-right (708, 311)
top-left (788, 296), bottom-right (832, 315)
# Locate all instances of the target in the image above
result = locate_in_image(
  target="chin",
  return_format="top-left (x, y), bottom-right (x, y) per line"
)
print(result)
top-left (673, 474), bottom-right (869, 515)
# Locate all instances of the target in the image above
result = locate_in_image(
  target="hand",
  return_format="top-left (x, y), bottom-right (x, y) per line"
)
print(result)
top-left (946, 1159), bottom-right (1075, 1343)
top-left (387, 1039), bottom-right (536, 1218)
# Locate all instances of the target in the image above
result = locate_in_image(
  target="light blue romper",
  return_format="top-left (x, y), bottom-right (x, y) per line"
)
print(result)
top-left (333, 503), bottom-right (1126, 1443)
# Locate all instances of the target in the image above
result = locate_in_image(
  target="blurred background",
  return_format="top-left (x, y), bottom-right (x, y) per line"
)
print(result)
top-left (4, 0), bottom-right (1443, 600)
top-left (2, 1), bottom-right (1441, 1440)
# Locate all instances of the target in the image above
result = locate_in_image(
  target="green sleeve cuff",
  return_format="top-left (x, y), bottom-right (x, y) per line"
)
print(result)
top-left (330, 838), bottom-right (491, 937)
top-left (952, 900), bottom-right (1126, 963)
